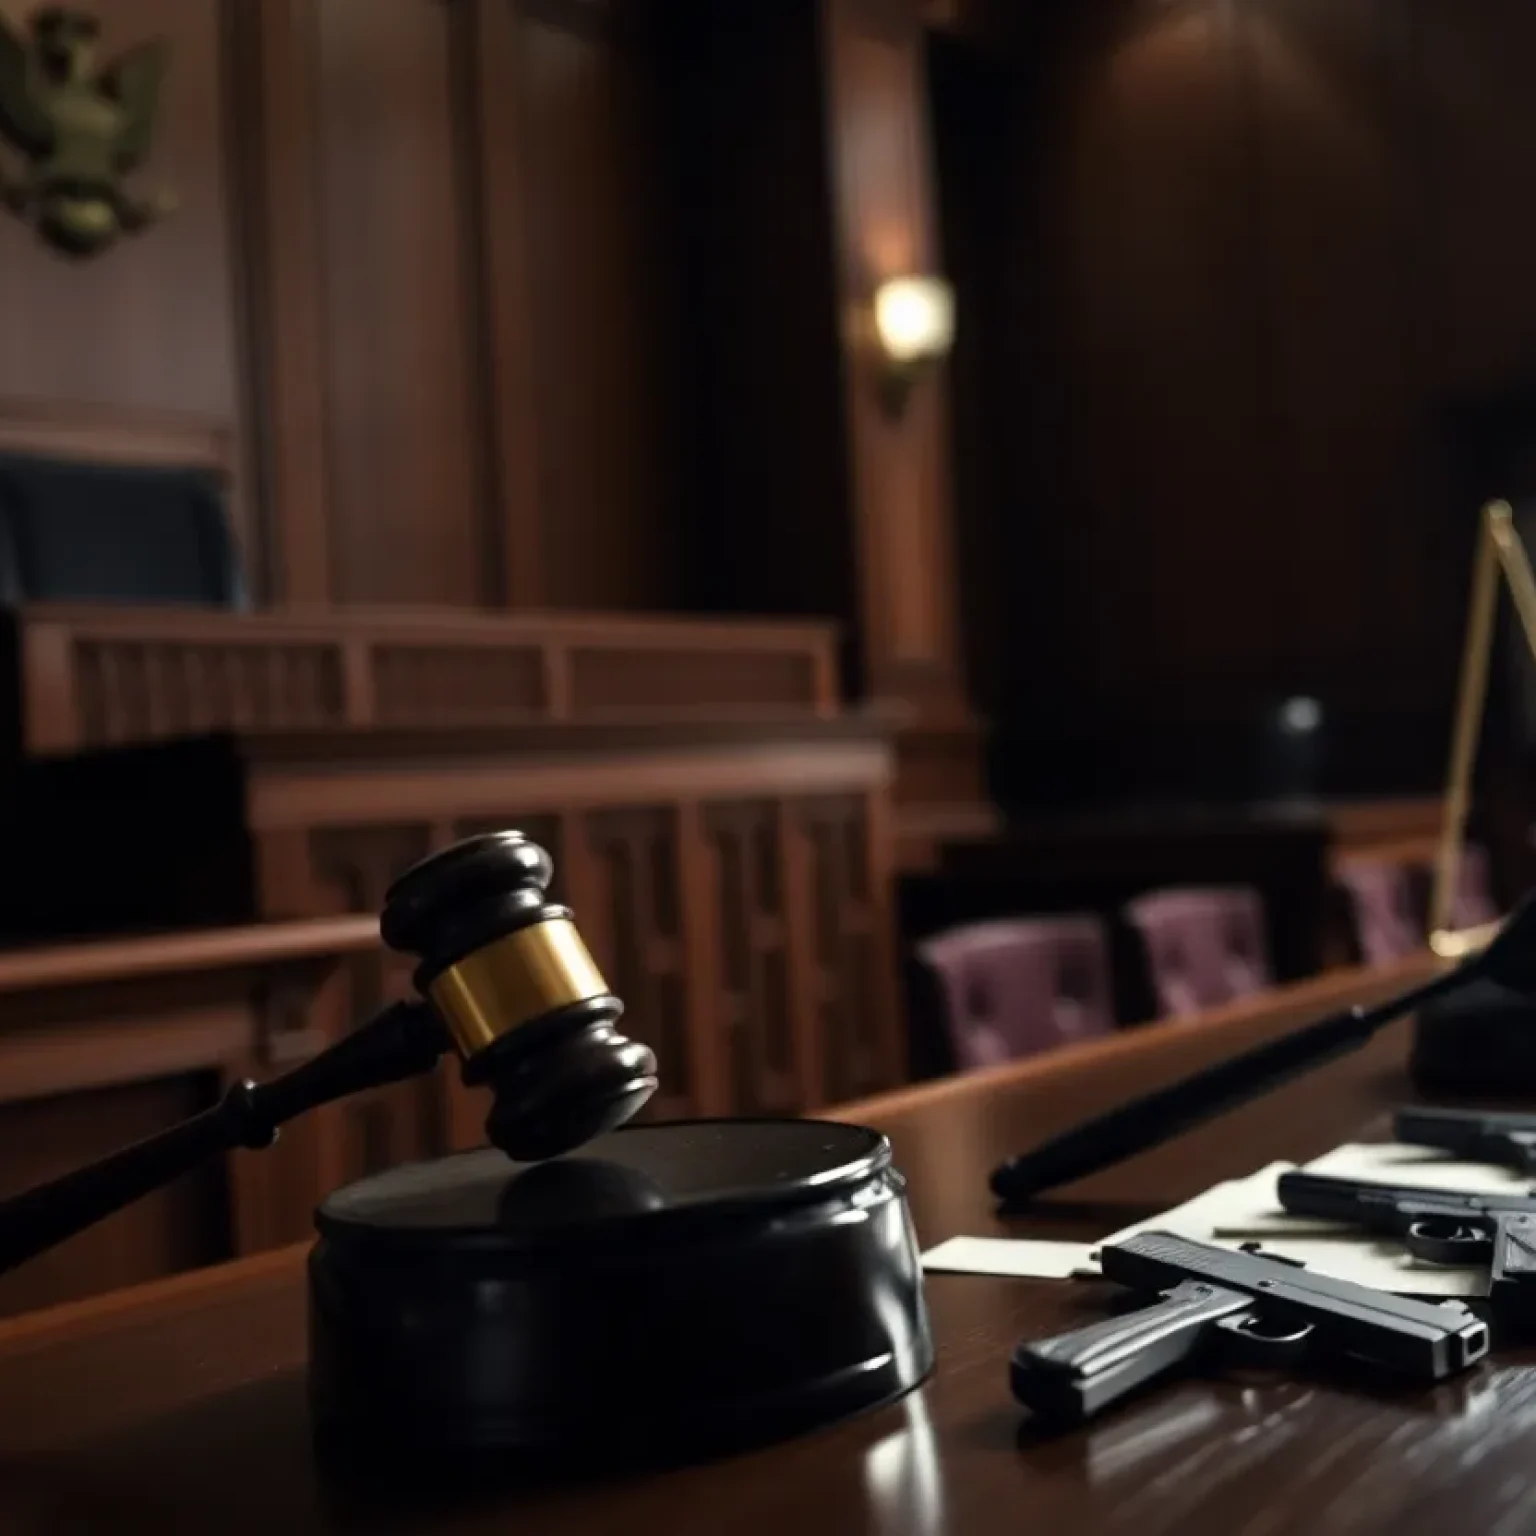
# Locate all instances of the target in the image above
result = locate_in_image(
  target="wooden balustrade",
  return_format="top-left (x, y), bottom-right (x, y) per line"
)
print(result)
top-left (0, 916), bottom-right (378, 1318)
top-left (1, 605), bottom-right (839, 755)
top-left (2, 717), bottom-right (906, 1246)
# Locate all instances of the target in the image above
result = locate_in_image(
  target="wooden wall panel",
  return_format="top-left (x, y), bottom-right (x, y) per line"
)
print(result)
top-left (659, 0), bottom-right (855, 631)
top-left (509, 2), bottom-right (680, 609)
top-left (0, 0), bottom-right (248, 555)
top-left (311, 0), bottom-right (492, 606)
top-left (1074, 6), bottom-right (1272, 704)
top-left (928, 37), bottom-right (1010, 718)
top-left (237, 0), bottom-right (333, 604)
top-left (1244, 0), bottom-right (1443, 697)
top-left (976, 0), bottom-right (1536, 803)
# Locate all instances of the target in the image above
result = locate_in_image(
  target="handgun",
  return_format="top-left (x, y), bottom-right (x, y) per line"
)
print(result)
top-left (1009, 1230), bottom-right (1487, 1424)
top-left (1396, 1106), bottom-right (1536, 1174)
top-left (1276, 1169), bottom-right (1536, 1321)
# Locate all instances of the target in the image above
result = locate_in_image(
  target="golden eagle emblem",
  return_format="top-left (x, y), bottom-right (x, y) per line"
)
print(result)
top-left (0, 6), bottom-right (174, 258)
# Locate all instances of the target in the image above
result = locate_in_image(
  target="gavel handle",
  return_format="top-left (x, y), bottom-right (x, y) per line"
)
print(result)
top-left (0, 999), bottom-right (448, 1278)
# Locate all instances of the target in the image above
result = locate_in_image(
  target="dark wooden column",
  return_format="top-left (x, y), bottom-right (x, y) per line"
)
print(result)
top-left (820, 0), bottom-right (994, 866)
top-left (233, 0), bottom-right (333, 605)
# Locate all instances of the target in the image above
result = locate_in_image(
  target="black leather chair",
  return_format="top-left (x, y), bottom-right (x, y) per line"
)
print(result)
top-left (0, 450), bottom-right (244, 607)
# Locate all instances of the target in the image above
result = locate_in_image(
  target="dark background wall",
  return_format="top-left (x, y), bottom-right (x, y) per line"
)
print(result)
top-left (932, 0), bottom-right (1536, 807)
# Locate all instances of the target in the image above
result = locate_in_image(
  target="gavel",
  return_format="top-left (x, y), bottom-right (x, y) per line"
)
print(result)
top-left (0, 830), bottom-right (659, 1278)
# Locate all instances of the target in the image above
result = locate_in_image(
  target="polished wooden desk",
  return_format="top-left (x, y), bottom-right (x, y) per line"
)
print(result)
top-left (4, 954), bottom-right (1519, 1536)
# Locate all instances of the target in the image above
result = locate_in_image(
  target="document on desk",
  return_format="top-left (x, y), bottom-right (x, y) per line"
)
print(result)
top-left (920, 1150), bottom-right (1492, 1298)
top-left (921, 1236), bottom-right (1098, 1278)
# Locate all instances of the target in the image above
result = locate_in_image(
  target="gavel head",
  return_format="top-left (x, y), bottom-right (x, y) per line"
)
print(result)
top-left (379, 831), bottom-right (658, 1161)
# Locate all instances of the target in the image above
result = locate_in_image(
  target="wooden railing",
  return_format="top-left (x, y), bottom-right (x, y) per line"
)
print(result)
top-left (0, 915), bottom-right (379, 1319)
top-left (231, 718), bottom-right (905, 1164)
top-left (4, 605), bottom-right (839, 755)
top-left (0, 715), bottom-right (906, 1311)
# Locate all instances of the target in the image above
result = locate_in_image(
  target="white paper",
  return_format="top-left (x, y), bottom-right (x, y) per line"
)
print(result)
top-left (921, 1236), bottom-right (1096, 1279)
top-left (1094, 1163), bottom-right (1310, 1252)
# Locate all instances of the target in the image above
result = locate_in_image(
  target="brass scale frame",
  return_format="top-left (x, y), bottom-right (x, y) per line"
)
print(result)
top-left (1432, 500), bottom-right (1536, 960)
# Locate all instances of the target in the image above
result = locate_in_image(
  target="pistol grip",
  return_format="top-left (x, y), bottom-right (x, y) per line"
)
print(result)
top-left (1488, 1213), bottom-right (1536, 1324)
top-left (1010, 1278), bottom-right (1250, 1424)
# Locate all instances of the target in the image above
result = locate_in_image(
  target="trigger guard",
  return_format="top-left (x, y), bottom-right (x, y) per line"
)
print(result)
top-left (1213, 1310), bottom-right (1312, 1371)
top-left (1405, 1218), bottom-right (1488, 1266)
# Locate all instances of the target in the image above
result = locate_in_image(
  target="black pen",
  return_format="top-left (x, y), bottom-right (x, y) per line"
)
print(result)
top-left (988, 896), bottom-right (1536, 1206)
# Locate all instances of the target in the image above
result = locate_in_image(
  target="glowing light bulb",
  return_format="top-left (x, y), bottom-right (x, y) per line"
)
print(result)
top-left (873, 276), bottom-right (954, 364)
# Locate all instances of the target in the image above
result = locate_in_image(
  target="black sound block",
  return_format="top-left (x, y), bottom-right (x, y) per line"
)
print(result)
top-left (1411, 977), bottom-right (1536, 1096)
top-left (308, 1119), bottom-right (933, 1476)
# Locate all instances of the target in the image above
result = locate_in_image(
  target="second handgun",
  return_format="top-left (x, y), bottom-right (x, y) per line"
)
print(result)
top-left (1276, 1170), bottom-right (1536, 1324)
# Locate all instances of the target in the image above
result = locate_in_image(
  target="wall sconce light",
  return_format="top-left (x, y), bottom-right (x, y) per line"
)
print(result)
top-left (871, 275), bottom-right (955, 416)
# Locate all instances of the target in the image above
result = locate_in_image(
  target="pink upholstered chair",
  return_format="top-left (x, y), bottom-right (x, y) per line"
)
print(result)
top-left (915, 916), bottom-right (1115, 1072)
top-left (1451, 842), bottom-right (1500, 931)
top-left (1125, 886), bottom-right (1272, 1020)
top-left (1335, 860), bottom-right (1422, 966)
